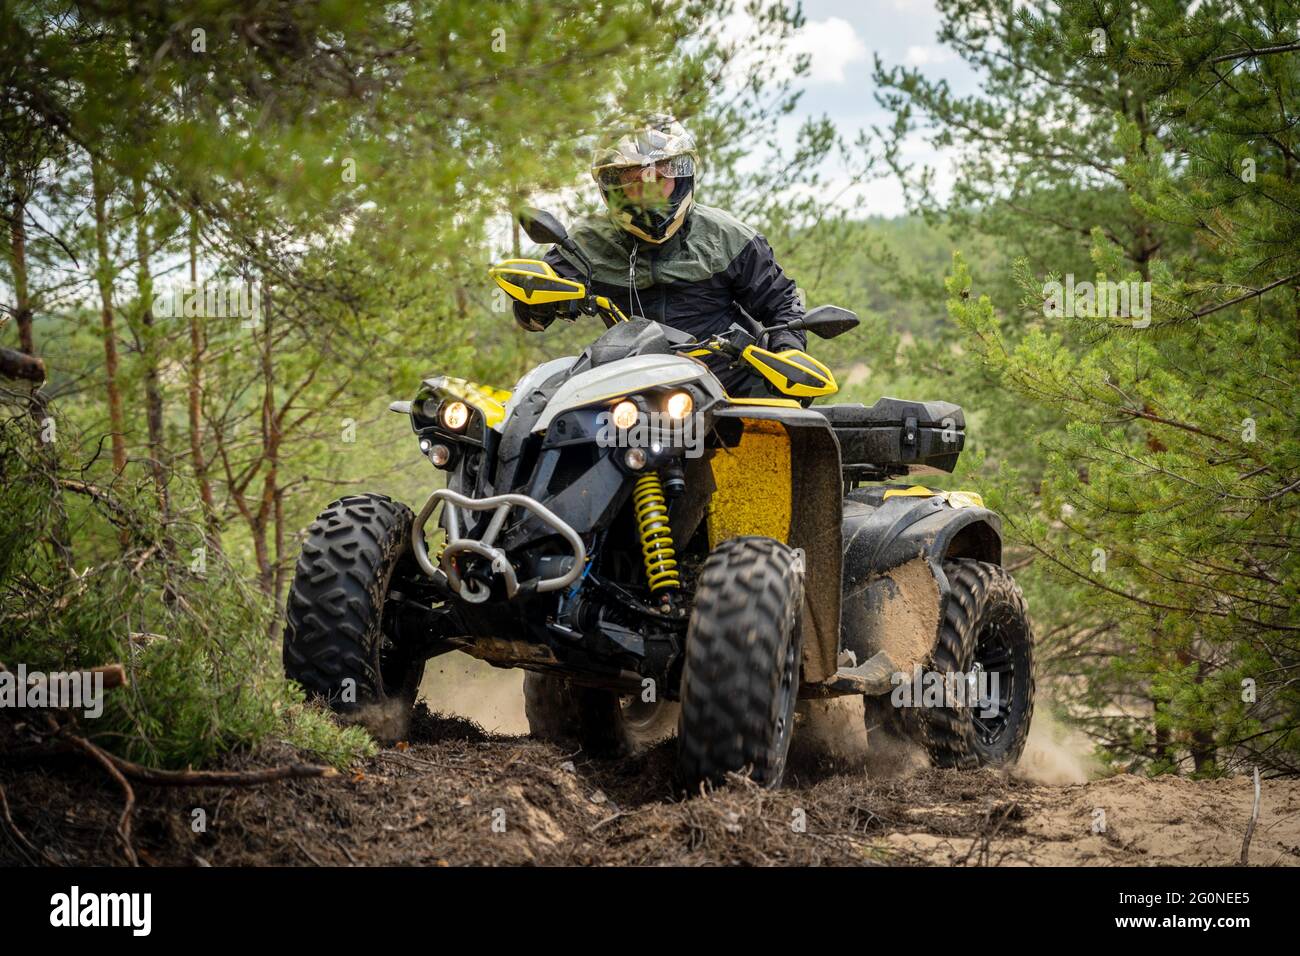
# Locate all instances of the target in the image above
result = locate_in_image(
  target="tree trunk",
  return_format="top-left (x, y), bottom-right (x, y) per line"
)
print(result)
top-left (186, 214), bottom-right (220, 547)
top-left (91, 156), bottom-right (128, 478)
top-left (4, 187), bottom-right (72, 569)
top-left (253, 281), bottom-right (277, 595)
top-left (9, 191), bottom-right (34, 354)
top-left (1186, 647), bottom-right (1217, 773)
top-left (271, 482), bottom-right (287, 638)
top-left (133, 176), bottom-right (169, 517)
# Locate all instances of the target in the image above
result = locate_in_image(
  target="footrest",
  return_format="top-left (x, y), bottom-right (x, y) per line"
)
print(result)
top-left (822, 650), bottom-right (898, 696)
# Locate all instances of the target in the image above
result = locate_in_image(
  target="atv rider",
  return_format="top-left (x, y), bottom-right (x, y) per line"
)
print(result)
top-left (512, 114), bottom-right (809, 397)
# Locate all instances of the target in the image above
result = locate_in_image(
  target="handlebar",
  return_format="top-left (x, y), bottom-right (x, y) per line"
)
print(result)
top-left (574, 292), bottom-right (764, 360)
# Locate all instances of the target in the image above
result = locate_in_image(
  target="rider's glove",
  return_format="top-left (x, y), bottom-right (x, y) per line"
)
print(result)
top-left (514, 299), bottom-right (583, 332)
top-left (513, 302), bottom-right (557, 332)
top-left (767, 330), bottom-right (805, 354)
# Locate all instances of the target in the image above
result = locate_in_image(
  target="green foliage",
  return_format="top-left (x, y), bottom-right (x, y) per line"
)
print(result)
top-left (884, 0), bottom-right (1300, 775)
top-left (0, 403), bottom-right (373, 768)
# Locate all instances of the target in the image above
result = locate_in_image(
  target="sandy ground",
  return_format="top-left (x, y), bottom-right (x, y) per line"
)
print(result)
top-left (3, 683), bottom-right (1297, 867)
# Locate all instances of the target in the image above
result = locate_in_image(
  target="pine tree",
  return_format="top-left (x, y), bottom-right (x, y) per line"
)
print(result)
top-left (944, 0), bottom-right (1300, 775)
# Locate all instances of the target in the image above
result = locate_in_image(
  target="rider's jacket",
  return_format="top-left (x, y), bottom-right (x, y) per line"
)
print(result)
top-left (513, 204), bottom-right (807, 395)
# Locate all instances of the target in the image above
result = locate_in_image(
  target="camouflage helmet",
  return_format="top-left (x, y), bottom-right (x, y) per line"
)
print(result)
top-left (591, 114), bottom-right (698, 244)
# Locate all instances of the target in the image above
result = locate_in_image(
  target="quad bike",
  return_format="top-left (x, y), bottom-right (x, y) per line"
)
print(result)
top-left (282, 208), bottom-right (1035, 789)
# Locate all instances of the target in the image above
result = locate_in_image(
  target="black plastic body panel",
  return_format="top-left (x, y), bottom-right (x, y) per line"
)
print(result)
top-left (837, 488), bottom-right (1002, 668)
top-left (816, 397), bottom-right (965, 474)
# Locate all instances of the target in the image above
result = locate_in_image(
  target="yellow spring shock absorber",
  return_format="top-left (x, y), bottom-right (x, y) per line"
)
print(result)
top-left (632, 472), bottom-right (680, 592)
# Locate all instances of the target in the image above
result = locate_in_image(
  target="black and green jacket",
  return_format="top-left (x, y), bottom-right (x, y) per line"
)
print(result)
top-left (514, 204), bottom-right (807, 394)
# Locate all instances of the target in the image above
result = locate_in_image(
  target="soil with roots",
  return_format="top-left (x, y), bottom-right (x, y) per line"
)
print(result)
top-left (3, 703), bottom-right (1299, 867)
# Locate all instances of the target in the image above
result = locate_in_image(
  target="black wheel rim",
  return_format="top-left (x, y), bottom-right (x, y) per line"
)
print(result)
top-left (970, 612), bottom-right (1017, 748)
top-left (772, 625), bottom-right (799, 756)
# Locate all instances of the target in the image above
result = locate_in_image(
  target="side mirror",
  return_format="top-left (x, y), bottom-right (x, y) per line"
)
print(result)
top-left (518, 207), bottom-right (570, 246)
top-left (797, 305), bottom-right (859, 339)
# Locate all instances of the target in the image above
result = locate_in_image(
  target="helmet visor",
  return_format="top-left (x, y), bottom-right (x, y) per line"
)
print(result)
top-left (595, 154), bottom-right (696, 191)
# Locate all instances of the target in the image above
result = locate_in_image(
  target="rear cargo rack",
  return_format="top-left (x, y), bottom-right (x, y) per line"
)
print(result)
top-left (813, 397), bottom-right (965, 481)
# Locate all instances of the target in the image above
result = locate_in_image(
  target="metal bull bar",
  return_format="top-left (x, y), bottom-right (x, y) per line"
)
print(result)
top-left (411, 488), bottom-right (587, 603)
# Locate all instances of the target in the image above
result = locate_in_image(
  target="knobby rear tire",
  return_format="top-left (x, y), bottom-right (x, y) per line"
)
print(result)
top-left (864, 558), bottom-right (1034, 770)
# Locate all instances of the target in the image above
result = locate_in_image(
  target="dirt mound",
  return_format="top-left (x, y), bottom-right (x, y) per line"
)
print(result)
top-left (3, 708), bottom-right (1298, 867)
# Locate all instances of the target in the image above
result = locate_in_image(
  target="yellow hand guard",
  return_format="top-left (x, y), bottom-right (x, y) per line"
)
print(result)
top-left (739, 345), bottom-right (838, 399)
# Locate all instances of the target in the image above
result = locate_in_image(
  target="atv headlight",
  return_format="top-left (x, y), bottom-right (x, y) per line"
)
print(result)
top-left (665, 390), bottom-right (693, 420)
top-left (441, 400), bottom-right (470, 431)
top-left (611, 399), bottom-right (638, 430)
top-left (418, 396), bottom-right (441, 421)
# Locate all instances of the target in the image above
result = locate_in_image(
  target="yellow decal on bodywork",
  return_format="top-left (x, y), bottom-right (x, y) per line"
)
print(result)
top-left (882, 485), bottom-right (984, 509)
top-left (725, 396), bottom-right (802, 408)
top-left (707, 419), bottom-right (792, 547)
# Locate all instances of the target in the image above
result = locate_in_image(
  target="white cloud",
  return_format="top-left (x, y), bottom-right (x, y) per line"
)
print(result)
top-left (903, 44), bottom-right (953, 66)
top-left (790, 17), bottom-right (868, 84)
top-left (714, 12), bottom-right (867, 89)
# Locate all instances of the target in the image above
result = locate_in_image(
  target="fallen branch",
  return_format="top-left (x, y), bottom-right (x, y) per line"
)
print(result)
top-left (0, 660), bottom-right (127, 694)
top-left (0, 346), bottom-right (45, 383)
top-left (109, 758), bottom-right (340, 787)
top-left (50, 724), bottom-right (340, 787)
top-left (91, 663), bottom-right (128, 690)
top-left (3, 662), bottom-right (338, 786)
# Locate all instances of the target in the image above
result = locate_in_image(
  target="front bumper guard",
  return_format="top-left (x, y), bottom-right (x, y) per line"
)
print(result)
top-left (411, 488), bottom-right (586, 603)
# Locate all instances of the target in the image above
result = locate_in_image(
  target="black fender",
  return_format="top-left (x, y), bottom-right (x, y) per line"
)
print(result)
top-left (839, 490), bottom-right (1003, 675)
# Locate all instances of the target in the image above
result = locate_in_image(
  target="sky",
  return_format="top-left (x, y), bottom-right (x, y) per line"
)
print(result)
top-left (751, 0), bottom-right (979, 217)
